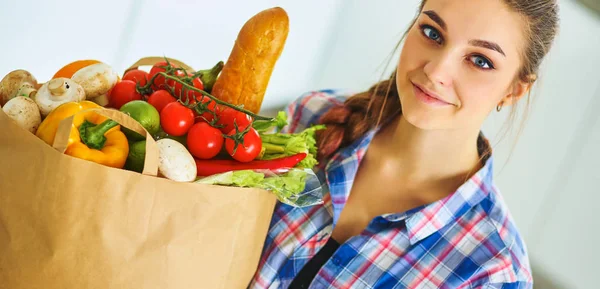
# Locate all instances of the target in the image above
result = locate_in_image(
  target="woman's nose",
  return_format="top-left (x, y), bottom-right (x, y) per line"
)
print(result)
top-left (423, 52), bottom-right (455, 88)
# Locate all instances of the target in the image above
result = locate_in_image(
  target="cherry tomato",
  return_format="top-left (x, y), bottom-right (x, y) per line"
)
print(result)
top-left (160, 102), bottom-right (195, 136)
top-left (215, 106), bottom-right (253, 134)
top-left (123, 69), bottom-right (149, 86)
top-left (149, 61), bottom-right (177, 91)
top-left (189, 96), bottom-right (216, 123)
top-left (173, 73), bottom-right (204, 104)
top-left (190, 77), bottom-right (205, 102)
top-left (187, 122), bottom-right (224, 159)
top-left (108, 80), bottom-right (142, 109)
top-left (225, 126), bottom-right (262, 163)
top-left (147, 90), bottom-right (177, 113)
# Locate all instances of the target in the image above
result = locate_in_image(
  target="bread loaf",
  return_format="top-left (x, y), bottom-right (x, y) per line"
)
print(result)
top-left (211, 7), bottom-right (289, 114)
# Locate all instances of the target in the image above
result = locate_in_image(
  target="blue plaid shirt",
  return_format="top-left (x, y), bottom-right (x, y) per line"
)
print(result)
top-left (249, 90), bottom-right (533, 289)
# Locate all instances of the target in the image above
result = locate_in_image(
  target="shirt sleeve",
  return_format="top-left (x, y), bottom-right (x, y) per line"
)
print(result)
top-left (467, 248), bottom-right (533, 289)
top-left (280, 89), bottom-right (349, 134)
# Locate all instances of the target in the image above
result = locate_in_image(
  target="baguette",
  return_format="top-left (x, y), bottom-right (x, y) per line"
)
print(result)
top-left (211, 7), bottom-right (289, 114)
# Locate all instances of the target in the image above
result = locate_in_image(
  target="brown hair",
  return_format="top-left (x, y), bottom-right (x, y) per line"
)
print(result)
top-left (316, 0), bottom-right (559, 162)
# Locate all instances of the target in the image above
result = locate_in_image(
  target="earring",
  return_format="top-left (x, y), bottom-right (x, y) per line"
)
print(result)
top-left (496, 103), bottom-right (503, 112)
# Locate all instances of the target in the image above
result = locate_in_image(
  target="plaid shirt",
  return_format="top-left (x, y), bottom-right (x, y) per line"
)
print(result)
top-left (249, 90), bottom-right (533, 289)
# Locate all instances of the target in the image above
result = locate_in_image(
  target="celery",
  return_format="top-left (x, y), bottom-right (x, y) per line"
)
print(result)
top-left (258, 124), bottom-right (325, 169)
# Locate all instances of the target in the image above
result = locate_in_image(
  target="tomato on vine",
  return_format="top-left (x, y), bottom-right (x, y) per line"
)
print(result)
top-left (149, 61), bottom-right (178, 91)
top-left (160, 101), bottom-right (195, 136)
top-left (123, 69), bottom-right (149, 86)
top-left (147, 90), bottom-right (177, 113)
top-left (225, 125), bottom-right (262, 163)
top-left (215, 106), bottom-right (253, 134)
top-left (187, 122), bottom-right (224, 159)
top-left (172, 72), bottom-right (205, 104)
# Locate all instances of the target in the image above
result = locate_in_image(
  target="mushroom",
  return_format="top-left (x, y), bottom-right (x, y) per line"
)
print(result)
top-left (71, 62), bottom-right (118, 106)
top-left (2, 96), bottom-right (42, 133)
top-left (35, 78), bottom-right (86, 116)
top-left (0, 70), bottom-right (40, 106)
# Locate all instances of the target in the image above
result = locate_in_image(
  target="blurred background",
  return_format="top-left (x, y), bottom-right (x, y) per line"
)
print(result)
top-left (1, 0), bottom-right (598, 287)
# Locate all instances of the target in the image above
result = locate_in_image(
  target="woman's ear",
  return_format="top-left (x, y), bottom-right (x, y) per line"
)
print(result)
top-left (499, 74), bottom-right (536, 107)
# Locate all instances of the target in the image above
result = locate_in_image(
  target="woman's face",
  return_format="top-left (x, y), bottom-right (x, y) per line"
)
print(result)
top-left (396, 0), bottom-right (530, 130)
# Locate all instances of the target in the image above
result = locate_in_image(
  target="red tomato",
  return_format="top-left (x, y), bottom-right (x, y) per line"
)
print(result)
top-left (160, 102), bottom-right (195, 136)
top-left (191, 96), bottom-right (218, 123)
top-left (225, 127), bottom-right (262, 162)
top-left (123, 69), bottom-right (149, 86)
top-left (147, 90), bottom-right (176, 113)
top-left (190, 77), bottom-right (205, 101)
top-left (149, 61), bottom-right (177, 91)
top-left (108, 80), bottom-right (142, 109)
top-left (173, 73), bottom-right (204, 103)
top-left (215, 106), bottom-right (253, 134)
top-left (187, 122), bottom-right (224, 159)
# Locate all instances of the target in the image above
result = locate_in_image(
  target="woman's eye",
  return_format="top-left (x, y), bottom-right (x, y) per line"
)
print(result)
top-left (421, 25), bottom-right (442, 44)
top-left (469, 55), bottom-right (494, 70)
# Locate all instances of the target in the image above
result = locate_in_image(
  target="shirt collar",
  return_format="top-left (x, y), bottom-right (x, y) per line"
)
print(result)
top-left (325, 129), bottom-right (377, 227)
top-left (402, 153), bottom-right (494, 244)
top-left (324, 120), bottom-right (496, 244)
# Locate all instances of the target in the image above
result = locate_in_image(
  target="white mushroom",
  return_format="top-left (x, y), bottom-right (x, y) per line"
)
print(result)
top-left (0, 70), bottom-right (40, 106)
top-left (71, 62), bottom-right (118, 106)
top-left (156, 138), bottom-right (197, 182)
top-left (2, 96), bottom-right (42, 133)
top-left (35, 78), bottom-right (86, 116)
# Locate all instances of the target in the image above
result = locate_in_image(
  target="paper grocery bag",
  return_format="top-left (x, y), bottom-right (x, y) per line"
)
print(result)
top-left (0, 105), bottom-right (277, 289)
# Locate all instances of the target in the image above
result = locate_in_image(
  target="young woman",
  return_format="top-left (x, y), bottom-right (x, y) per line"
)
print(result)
top-left (250, 0), bottom-right (559, 288)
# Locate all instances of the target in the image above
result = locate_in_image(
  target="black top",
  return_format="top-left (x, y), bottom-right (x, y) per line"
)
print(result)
top-left (288, 237), bottom-right (341, 289)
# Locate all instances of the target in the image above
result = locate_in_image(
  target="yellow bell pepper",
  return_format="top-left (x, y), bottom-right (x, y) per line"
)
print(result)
top-left (36, 101), bottom-right (129, 169)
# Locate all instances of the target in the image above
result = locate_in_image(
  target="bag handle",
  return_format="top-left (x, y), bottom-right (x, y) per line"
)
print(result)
top-left (52, 108), bottom-right (159, 177)
top-left (125, 56), bottom-right (195, 73)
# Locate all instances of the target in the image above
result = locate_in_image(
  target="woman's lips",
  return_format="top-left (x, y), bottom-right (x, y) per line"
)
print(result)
top-left (412, 83), bottom-right (453, 107)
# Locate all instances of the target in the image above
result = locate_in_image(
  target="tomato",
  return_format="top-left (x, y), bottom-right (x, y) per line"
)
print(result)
top-left (147, 90), bottom-right (177, 113)
top-left (192, 77), bottom-right (204, 91)
top-left (123, 69), bottom-right (149, 86)
top-left (160, 102), bottom-right (195, 136)
top-left (190, 77), bottom-right (205, 102)
top-left (187, 122), bottom-right (224, 159)
top-left (225, 126), bottom-right (262, 162)
top-left (189, 96), bottom-right (216, 123)
top-left (149, 61), bottom-right (177, 91)
top-left (164, 71), bottom-right (215, 123)
top-left (215, 106), bottom-right (253, 134)
top-left (108, 80), bottom-right (142, 109)
top-left (173, 73), bottom-right (204, 103)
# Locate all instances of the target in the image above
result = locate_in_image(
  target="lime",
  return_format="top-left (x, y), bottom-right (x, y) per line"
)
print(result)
top-left (120, 100), bottom-right (160, 141)
top-left (124, 140), bottom-right (146, 173)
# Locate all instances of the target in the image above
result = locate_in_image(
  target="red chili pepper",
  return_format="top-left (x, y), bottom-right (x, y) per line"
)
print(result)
top-left (195, 153), bottom-right (307, 176)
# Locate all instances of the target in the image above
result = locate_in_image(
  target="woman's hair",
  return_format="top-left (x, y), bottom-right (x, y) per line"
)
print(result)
top-left (316, 0), bottom-right (559, 162)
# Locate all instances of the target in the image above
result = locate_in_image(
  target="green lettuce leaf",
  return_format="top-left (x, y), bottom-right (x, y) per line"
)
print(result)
top-left (195, 170), bottom-right (264, 187)
top-left (195, 169), bottom-right (309, 203)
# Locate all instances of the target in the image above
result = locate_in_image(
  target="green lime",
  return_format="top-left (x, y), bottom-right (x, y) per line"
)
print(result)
top-left (120, 100), bottom-right (160, 141)
top-left (124, 140), bottom-right (146, 173)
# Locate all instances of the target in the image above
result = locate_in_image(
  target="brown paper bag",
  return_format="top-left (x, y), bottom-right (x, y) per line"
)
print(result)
top-left (0, 68), bottom-right (277, 288)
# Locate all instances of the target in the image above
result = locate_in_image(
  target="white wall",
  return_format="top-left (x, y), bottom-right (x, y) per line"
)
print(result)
top-left (1, 0), bottom-right (598, 287)
top-left (488, 2), bottom-right (600, 287)
top-left (0, 0), bottom-right (130, 81)
top-left (0, 0), bottom-right (343, 113)
top-left (116, 0), bottom-right (345, 112)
